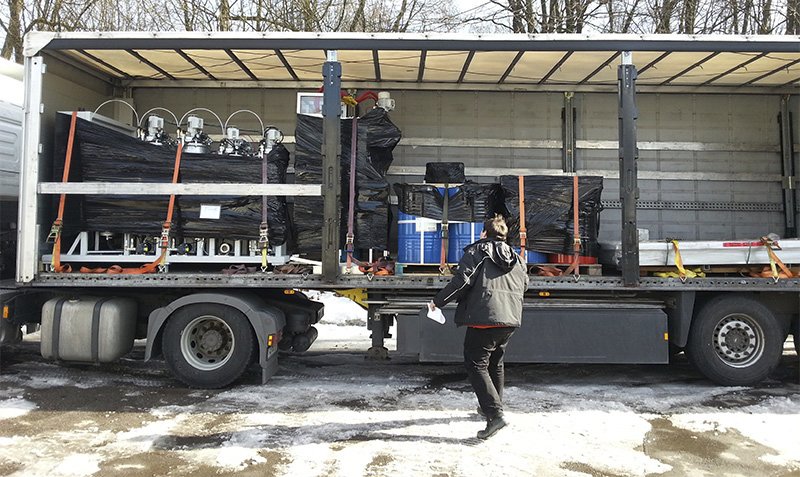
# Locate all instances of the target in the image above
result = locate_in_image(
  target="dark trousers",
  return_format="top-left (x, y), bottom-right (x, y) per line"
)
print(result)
top-left (463, 326), bottom-right (516, 420)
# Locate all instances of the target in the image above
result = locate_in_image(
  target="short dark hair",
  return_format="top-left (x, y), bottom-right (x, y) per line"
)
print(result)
top-left (483, 214), bottom-right (508, 241)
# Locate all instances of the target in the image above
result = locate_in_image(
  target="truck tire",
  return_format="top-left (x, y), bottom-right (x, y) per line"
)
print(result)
top-left (686, 296), bottom-right (782, 386)
top-left (162, 304), bottom-right (256, 388)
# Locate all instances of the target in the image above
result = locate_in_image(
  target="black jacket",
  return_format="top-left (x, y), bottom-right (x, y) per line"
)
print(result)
top-left (433, 239), bottom-right (529, 327)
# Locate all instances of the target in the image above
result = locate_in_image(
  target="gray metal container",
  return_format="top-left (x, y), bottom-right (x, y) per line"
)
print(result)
top-left (41, 296), bottom-right (137, 363)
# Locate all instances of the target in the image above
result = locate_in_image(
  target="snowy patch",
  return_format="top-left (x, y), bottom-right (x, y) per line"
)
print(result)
top-left (309, 291), bottom-right (368, 326)
top-left (0, 396), bottom-right (36, 420)
top-left (670, 396), bottom-right (800, 467)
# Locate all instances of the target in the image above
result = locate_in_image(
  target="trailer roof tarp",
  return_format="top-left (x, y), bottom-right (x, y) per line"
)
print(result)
top-left (26, 32), bottom-right (800, 90)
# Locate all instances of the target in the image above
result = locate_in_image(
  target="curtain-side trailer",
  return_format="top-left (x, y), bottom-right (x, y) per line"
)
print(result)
top-left (1, 32), bottom-right (798, 388)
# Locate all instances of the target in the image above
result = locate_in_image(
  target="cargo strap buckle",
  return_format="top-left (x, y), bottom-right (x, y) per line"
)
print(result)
top-left (47, 220), bottom-right (63, 243)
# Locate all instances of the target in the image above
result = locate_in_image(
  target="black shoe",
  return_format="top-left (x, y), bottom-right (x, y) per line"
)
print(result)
top-left (476, 406), bottom-right (485, 417)
top-left (477, 416), bottom-right (508, 439)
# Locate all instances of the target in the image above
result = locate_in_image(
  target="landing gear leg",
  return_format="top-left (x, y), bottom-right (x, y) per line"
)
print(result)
top-left (367, 305), bottom-right (391, 360)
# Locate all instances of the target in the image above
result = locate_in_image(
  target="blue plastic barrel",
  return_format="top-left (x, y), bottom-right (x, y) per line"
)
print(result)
top-left (397, 211), bottom-right (442, 264)
top-left (447, 222), bottom-right (484, 263)
top-left (512, 247), bottom-right (547, 264)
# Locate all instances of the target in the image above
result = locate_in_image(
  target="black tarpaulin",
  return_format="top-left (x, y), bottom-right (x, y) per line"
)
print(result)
top-left (498, 175), bottom-right (603, 256)
top-left (52, 113), bottom-right (290, 244)
top-left (394, 182), bottom-right (501, 223)
top-left (293, 109), bottom-right (400, 260)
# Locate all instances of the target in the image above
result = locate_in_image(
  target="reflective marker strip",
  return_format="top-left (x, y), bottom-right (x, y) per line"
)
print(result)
top-left (664, 332), bottom-right (669, 341)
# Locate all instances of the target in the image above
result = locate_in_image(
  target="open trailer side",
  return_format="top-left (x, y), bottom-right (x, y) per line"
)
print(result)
top-left (2, 32), bottom-right (798, 387)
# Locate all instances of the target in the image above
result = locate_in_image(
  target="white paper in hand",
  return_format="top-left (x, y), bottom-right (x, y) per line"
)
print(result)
top-left (426, 306), bottom-right (445, 324)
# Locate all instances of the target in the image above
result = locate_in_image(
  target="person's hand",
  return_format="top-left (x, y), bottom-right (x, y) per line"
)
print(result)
top-left (428, 301), bottom-right (436, 311)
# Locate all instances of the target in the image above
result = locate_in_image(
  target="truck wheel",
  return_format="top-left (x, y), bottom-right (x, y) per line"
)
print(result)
top-left (686, 297), bottom-right (782, 386)
top-left (162, 304), bottom-right (256, 388)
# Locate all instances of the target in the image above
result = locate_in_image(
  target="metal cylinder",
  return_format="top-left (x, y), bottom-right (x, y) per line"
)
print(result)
top-left (292, 326), bottom-right (318, 353)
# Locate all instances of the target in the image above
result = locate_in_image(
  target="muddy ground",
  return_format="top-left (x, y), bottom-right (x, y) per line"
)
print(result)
top-left (0, 330), bottom-right (799, 477)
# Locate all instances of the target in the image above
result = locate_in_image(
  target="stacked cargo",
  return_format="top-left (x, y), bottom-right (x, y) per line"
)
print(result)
top-left (52, 112), bottom-right (291, 245)
top-left (293, 108), bottom-right (401, 260)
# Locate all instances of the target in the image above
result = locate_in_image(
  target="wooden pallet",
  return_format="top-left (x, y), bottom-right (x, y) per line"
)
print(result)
top-left (528, 263), bottom-right (603, 277)
top-left (640, 265), bottom-right (797, 277)
top-left (396, 263), bottom-right (454, 276)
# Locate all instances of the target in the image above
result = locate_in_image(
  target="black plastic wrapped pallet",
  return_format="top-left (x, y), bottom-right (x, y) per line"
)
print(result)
top-left (394, 182), bottom-right (501, 223)
top-left (424, 162), bottom-right (465, 184)
top-left (498, 175), bottom-right (603, 256)
top-left (52, 113), bottom-right (290, 244)
top-left (360, 108), bottom-right (401, 176)
top-left (294, 111), bottom-right (399, 260)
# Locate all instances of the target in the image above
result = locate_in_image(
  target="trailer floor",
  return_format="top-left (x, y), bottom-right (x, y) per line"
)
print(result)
top-left (0, 326), bottom-right (798, 477)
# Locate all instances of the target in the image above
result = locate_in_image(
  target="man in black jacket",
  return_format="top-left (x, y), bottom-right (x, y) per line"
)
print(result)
top-left (429, 214), bottom-right (529, 439)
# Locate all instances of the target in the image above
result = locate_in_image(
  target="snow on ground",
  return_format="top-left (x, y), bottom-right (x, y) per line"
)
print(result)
top-left (0, 318), bottom-right (799, 476)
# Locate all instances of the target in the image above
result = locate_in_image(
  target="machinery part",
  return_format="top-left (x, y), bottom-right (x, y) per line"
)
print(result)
top-left (218, 126), bottom-right (254, 156)
top-left (135, 240), bottom-right (155, 255)
top-left (376, 91), bottom-right (395, 111)
top-left (291, 326), bottom-right (318, 353)
top-left (162, 303), bottom-right (256, 388)
top-left (366, 346), bottom-right (389, 360)
top-left (143, 115), bottom-right (170, 145)
top-left (686, 296), bottom-right (783, 385)
top-left (260, 126), bottom-right (284, 156)
top-left (176, 242), bottom-right (194, 255)
top-left (218, 241), bottom-right (232, 255)
top-left (182, 115), bottom-right (211, 154)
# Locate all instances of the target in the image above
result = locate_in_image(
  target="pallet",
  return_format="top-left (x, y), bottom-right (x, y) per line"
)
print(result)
top-left (397, 262), bottom-right (604, 277)
top-left (396, 263), bottom-right (454, 276)
top-left (640, 265), bottom-right (797, 277)
top-left (528, 263), bottom-right (603, 277)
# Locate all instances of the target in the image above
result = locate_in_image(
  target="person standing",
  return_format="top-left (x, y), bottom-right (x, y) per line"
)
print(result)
top-left (429, 214), bottom-right (529, 439)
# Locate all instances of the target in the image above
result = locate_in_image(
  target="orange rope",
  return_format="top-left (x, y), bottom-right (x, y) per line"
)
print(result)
top-left (50, 111), bottom-right (79, 273)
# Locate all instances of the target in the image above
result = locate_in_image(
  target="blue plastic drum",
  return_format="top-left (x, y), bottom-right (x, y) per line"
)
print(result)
top-left (512, 247), bottom-right (547, 264)
top-left (447, 222), bottom-right (484, 263)
top-left (397, 211), bottom-right (442, 264)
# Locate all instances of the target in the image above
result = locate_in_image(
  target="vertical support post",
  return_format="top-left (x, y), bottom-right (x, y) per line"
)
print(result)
top-left (367, 303), bottom-right (390, 360)
top-left (779, 95), bottom-right (796, 238)
top-left (618, 51), bottom-right (640, 287)
top-left (17, 56), bottom-right (45, 283)
top-left (322, 51), bottom-right (342, 282)
top-left (563, 92), bottom-right (576, 173)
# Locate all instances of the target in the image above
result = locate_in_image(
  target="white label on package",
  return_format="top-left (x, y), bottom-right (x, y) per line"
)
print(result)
top-left (415, 218), bottom-right (437, 233)
top-left (199, 204), bottom-right (222, 220)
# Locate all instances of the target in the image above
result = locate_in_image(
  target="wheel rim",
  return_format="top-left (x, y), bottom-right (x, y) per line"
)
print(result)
top-left (180, 315), bottom-right (235, 371)
top-left (712, 313), bottom-right (764, 368)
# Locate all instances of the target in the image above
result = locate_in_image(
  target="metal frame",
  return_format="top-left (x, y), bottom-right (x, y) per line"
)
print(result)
top-left (28, 272), bottom-right (800, 291)
top-left (22, 33), bottom-right (800, 95)
top-left (37, 183), bottom-right (321, 196)
top-left (27, 32), bottom-right (800, 54)
top-left (124, 79), bottom-right (796, 95)
top-left (16, 56), bottom-right (44, 284)
top-left (779, 95), bottom-right (797, 237)
top-left (322, 53), bottom-right (342, 282)
top-left (619, 52), bottom-right (640, 286)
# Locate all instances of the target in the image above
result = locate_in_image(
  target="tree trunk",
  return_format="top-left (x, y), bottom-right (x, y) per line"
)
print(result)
top-left (788, 0), bottom-right (800, 33)
top-left (219, 0), bottom-right (231, 30)
top-left (1, 0), bottom-right (22, 61)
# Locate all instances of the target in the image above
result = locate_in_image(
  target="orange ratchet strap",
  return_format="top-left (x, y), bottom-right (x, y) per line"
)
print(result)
top-left (81, 143), bottom-right (184, 275)
top-left (49, 111), bottom-right (78, 273)
top-left (760, 236), bottom-right (794, 279)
